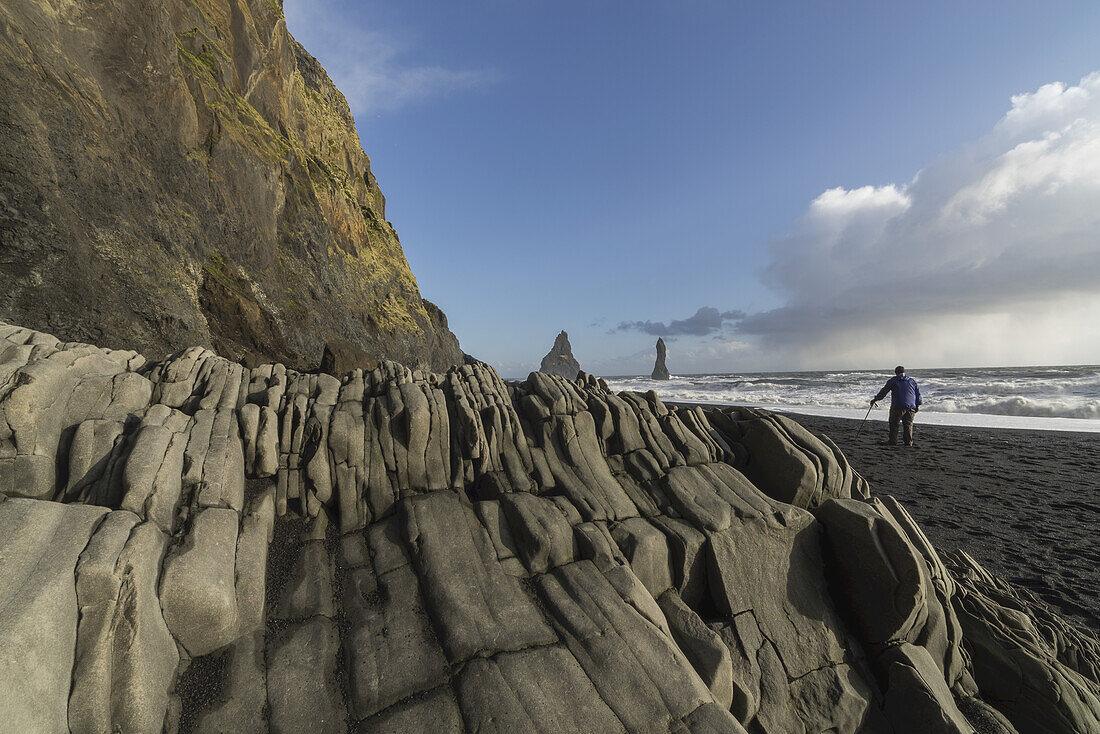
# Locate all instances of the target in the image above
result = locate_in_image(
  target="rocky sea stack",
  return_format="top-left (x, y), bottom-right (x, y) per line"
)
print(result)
top-left (0, 0), bottom-right (461, 371)
top-left (539, 330), bottom-right (582, 380)
top-left (652, 337), bottom-right (671, 380)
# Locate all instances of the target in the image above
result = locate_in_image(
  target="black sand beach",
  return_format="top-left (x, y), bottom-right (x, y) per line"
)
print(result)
top-left (792, 412), bottom-right (1100, 633)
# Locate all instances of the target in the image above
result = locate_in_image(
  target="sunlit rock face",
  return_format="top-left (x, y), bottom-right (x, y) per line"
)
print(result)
top-left (1, 320), bottom-right (1097, 732)
top-left (0, 0), bottom-right (462, 371)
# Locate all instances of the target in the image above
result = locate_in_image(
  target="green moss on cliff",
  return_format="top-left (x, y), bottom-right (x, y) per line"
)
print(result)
top-left (176, 35), bottom-right (289, 166)
top-left (202, 252), bottom-right (237, 292)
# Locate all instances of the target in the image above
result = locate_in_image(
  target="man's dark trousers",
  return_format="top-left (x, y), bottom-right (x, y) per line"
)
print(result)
top-left (889, 406), bottom-right (916, 445)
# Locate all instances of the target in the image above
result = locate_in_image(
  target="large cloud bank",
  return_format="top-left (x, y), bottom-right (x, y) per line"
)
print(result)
top-left (614, 307), bottom-right (745, 338)
top-left (740, 73), bottom-right (1100, 369)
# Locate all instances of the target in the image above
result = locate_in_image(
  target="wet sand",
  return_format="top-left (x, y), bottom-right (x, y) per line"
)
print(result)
top-left (790, 412), bottom-right (1100, 633)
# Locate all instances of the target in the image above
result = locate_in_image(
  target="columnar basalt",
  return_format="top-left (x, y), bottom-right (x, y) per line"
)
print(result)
top-left (0, 320), bottom-right (1097, 733)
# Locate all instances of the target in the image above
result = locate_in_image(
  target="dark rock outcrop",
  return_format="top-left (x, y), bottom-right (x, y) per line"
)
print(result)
top-left (2, 320), bottom-right (1098, 733)
top-left (944, 550), bottom-right (1100, 734)
top-left (0, 0), bottom-right (462, 371)
top-left (652, 338), bottom-right (671, 380)
top-left (320, 339), bottom-right (379, 378)
top-left (539, 330), bottom-right (581, 380)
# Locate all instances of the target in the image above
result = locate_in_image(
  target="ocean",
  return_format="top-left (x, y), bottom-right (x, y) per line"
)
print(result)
top-left (604, 365), bottom-right (1100, 433)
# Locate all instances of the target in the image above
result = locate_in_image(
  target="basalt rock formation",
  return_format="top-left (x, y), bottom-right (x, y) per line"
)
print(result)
top-left (539, 330), bottom-right (582, 380)
top-left (652, 337), bottom-right (671, 380)
top-left (2, 320), bottom-right (1098, 733)
top-left (0, 0), bottom-right (461, 371)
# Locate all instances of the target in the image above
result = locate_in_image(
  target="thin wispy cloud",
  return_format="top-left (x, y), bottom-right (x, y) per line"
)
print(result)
top-left (736, 72), bottom-right (1100, 368)
top-left (284, 1), bottom-right (498, 113)
top-left (613, 307), bottom-right (745, 338)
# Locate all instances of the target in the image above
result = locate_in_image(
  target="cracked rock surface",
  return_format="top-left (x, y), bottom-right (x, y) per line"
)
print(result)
top-left (0, 320), bottom-right (1097, 733)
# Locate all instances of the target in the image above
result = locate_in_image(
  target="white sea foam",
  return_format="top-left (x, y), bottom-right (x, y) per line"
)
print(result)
top-left (604, 365), bottom-right (1100, 432)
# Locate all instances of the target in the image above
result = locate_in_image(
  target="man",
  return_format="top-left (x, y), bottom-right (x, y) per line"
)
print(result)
top-left (871, 366), bottom-right (922, 446)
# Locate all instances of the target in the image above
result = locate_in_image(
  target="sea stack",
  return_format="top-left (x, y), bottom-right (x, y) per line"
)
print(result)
top-left (651, 337), bottom-right (671, 380)
top-left (540, 330), bottom-right (582, 379)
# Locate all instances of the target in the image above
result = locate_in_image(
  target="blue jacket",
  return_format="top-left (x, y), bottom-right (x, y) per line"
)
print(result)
top-left (875, 375), bottom-right (922, 410)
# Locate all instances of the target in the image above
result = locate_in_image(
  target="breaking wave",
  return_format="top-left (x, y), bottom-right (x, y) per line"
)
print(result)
top-left (935, 396), bottom-right (1100, 419)
top-left (604, 365), bottom-right (1100, 424)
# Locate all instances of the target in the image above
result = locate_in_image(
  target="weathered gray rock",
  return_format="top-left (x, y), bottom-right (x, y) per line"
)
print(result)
top-left (69, 518), bottom-right (179, 734)
top-left (342, 530), bottom-right (450, 720)
top-left (235, 489), bottom-right (275, 635)
top-left (255, 405), bottom-right (280, 478)
top-left (275, 540), bottom-right (334, 620)
top-left (120, 412), bottom-right (189, 530)
top-left (402, 492), bottom-right (558, 660)
top-left (535, 560), bottom-right (748, 733)
top-left (160, 507), bottom-right (240, 657)
top-left (356, 685), bottom-right (464, 734)
top-left (501, 492), bottom-right (577, 574)
top-left (651, 337), bottom-right (671, 380)
top-left (649, 514), bottom-right (708, 609)
top-left (881, 643), bottom-right (975, 734)
top-left (659, 589), bottom-right (734, 710)
top-left (539, 330), bottom-right (582, 380)
top-left (610, 515), bottom-right (675, 598)
top-left (69, 509), bottom-right (142, 733)
top-left (946, 550), bottom-right (1100, 734)
top-left (267, 617), bottom-right (346, 734)
top-left (0, 499), bottom-right (108, 734)
top-left (1, 320), bottom-right (1097, 733)
top-left (816, 498), bottom-right (928, 646)
top-left (715, 407), bottom-right (866, 508)
top-left (456, 645), bottom-right (624, 732)
top-left (193, 633), bottom-right (268, 734)
top-left (705, 492), bottom-right (879, 730)
top-left (62, 418), bottom-right (126, 503)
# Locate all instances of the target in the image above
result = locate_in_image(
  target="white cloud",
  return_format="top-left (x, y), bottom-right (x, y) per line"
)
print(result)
top-left (810, 184), bottom-right (911, 217)
top-left (1002, 76), bottom-right (1094, 132)
top-left (284, 1), bottom-right (497, 113)
top-left (740, 72), bottom-right (1100, 369)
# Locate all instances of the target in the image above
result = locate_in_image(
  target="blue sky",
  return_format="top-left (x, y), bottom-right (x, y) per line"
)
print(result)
top-left (285, 1), bottom-right (1100, 377)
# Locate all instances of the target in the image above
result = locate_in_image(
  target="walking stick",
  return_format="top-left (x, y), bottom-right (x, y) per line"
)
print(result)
top-left (855, 402), bottom-right (874, 437)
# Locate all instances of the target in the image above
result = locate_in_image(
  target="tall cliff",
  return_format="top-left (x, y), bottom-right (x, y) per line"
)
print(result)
top-left (0, 0), bottom-right (462, 370)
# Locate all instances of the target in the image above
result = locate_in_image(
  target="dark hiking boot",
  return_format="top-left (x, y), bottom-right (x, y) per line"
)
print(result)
top-left (880, 441), bottom-right (897, 446)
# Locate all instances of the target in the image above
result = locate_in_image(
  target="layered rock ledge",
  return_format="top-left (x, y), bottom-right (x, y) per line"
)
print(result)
top-left (0, 320), bottom-right (1097, 733)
